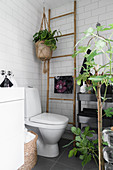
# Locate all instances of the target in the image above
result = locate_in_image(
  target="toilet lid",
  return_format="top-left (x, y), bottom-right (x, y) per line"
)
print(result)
top-left (30, 113), bottom-right (69, 125)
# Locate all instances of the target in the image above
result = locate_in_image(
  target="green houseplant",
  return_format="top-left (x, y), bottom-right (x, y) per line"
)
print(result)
top-left (33, 29), bottom-right (59, 51)
top-left (68, 24), bottom-right (113, 170)
top-left (33, 29), bottom-right (61, 73)
top-left (66, 109), bottom-right (113, 169)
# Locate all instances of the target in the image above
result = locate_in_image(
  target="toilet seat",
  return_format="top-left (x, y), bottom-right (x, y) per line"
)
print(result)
top-left (30, 113), bottom-right (68, 125)
top-left (25, 113), bottom-right (69, 130)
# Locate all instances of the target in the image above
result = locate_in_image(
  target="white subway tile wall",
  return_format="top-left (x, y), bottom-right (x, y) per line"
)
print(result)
top-left (1, 0), bottom-right (113, 129)
top-left (0, 0), bottom-right (42, 92)
top-left (42, 0), bottom-right (113, 129)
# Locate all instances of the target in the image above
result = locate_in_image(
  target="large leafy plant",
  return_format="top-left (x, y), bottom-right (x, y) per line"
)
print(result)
top-left (66, 126), bottom-right (98, 169)
top-left (66, 107), bottom-right (112, 169)
top-left (33, 29), bottom-right (59, 50)
top-left (71, 24), bottom-right (113, 170)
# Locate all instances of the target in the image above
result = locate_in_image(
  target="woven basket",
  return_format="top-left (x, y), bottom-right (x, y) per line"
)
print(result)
top-left (35, 41), bottom-right (52, 61)
top-left (18, 131), bottom-right (38, 170)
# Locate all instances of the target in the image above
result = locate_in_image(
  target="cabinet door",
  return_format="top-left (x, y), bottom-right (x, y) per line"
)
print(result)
top-left (0, 100), bottom-right (24, 139)
top-left (0, 100), bottom-right (24, 170)
top-left (0, 133), bottom-right (24, 170)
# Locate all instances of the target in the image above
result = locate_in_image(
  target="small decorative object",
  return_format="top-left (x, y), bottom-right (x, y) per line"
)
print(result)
top-left (0, 70), bottom-right (17, 87)
top-left (103, 127), bottom-right (113, 147)
top-left (103, 127), bottom-right (113, 169)
top-left (0, 70), bottom-right (13, 87)
top-left (0, 75), bottom-right (13, 87)
top-left (105, 163), bottom-right (113, 170)
top-left (103, 147), bottom-right (113, 163)
top-left (80, 82), bottom-right (86, 93)
top-left (54, 76), bottom-right (73, 94)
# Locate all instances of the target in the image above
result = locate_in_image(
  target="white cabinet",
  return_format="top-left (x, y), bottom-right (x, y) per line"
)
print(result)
top-left (0, 88), bottom-right (24, 170)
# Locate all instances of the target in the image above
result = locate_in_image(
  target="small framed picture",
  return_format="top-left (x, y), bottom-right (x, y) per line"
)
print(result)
top-left (54, 76), bottom-right (73, 94)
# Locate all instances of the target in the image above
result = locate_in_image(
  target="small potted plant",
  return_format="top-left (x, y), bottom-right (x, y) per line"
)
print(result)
top-left (33, 29), bottom-right (60, 60)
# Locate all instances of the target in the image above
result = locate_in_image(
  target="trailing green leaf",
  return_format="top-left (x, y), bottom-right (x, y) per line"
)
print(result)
top-left (33, 29), bottom-right (61, 51)
top-left (104, 107), bottom-right (113, 117)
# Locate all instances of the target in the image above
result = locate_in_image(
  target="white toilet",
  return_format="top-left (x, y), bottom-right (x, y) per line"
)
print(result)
top-left (24, 87), bottom-right (69, 157)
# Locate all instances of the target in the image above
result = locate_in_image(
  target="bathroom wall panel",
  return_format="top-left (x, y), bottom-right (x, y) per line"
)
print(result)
top-left (41, 0), bottom-right (113, 131)
top-left (0, 0), bottom-right (42, 91)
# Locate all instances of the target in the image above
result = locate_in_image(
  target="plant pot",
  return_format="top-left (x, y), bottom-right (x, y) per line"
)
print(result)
top-left (102, 127), bottom-right (113, 147)
top-left (105, 163), bottom-right (113, 170)
top-left (35, 41), bottom-right (52, 60)
top-left (103, 146), bottom-right (113, 163)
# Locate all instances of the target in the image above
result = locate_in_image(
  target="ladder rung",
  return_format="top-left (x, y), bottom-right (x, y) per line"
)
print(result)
top-left (51, 54), bottom-right (72, 59)
top-left (68, 122), bottom-right (74, 125)
top-left (49, 77), bottom-right (54, 79)
top-left (50, 12), bottom-right (74, 20)
top-left (55, 32), bottom-right (74, 38)
top-left (49, 98), bottom-right (74, 101)
top-left (49, 76), bottom-right (74, 79)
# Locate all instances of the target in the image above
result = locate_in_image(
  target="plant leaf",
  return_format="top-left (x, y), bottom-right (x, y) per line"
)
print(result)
top-left (76, 136), bottom-right (81, 142)
top-left (95, 40), bottom-right (106, 50)
top-left (84, 27), bottom-right (94, 37)
top-left (79, 155), bottom-right (84, 160)
top-left (104, 107), bottom-right (113, 117)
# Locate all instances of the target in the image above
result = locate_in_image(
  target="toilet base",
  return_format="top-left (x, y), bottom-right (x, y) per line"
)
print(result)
top-left (37, 143), bottom-right (59, 158)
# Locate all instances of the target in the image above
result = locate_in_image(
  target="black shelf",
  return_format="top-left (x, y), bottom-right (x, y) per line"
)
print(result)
top-left (77, 93), bottom-right (113, 102)
top-left (77, 93), bottom-right (113, 129)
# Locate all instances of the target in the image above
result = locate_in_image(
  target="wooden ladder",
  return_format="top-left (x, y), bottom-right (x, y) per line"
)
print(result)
top-left (46, 1), bottom-right (76, 127)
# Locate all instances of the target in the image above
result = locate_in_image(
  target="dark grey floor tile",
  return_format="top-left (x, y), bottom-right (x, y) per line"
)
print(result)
top-left (32, 138), bottom-right (98, 170)
top-left (59, 138), bottom-right (71, 151)
top-left (32, 156), bottom-right (54, 170)
top-left (58, 150), bottom-right (82, 169)
top-left (83, 160), bottom-right (98, 170)
top-left (43, 138), bottom-right (71, 162)
top-left (51, 162), bottom-right (75, 170)
top-left (58, 147), bottom-right (98, 170)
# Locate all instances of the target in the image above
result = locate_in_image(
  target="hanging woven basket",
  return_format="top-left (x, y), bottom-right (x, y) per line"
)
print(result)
top-left (34, 7), bottom-right (52, 73)
top-left (35, 40), bottom-right (52, 61)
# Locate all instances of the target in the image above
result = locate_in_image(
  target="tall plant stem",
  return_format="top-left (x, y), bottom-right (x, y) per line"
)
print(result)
top-left (108, 42), bottom-right (112, 75)
top-left (97, 83), bottom-right (104, 170)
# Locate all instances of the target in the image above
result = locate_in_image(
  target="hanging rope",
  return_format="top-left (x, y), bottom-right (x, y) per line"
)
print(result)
top-left (40, 7), bottom-right (49, 31)
top-left (35, 6), bottom-right (51, 74)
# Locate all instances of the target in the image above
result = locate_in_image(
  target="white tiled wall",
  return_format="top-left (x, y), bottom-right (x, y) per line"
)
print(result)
top-left (42, 0), bottom-right (113, 129)
top-left (1, 0), bottom-right (113, 130)
top-left (0, 0), bottom-right (42, 91)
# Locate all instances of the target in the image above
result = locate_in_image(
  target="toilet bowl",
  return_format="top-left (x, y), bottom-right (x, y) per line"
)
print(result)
top-left (24, 88), bottom-right (69, 157)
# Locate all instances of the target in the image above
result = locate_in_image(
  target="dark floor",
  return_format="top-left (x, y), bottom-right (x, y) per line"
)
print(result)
top-left (32, 138), bottom-right (98, 170)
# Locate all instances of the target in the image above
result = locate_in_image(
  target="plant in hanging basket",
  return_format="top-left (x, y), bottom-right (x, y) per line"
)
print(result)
top-left (33, 29), bottom-right (60, 60)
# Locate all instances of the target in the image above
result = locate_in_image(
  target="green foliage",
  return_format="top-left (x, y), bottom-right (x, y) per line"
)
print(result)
top-left (76, 72), bottom-right (89, 85)
top-left (95, 40), bottom-right (106, 50)
top-left (104, 107), bottom-right (113, 117)
top-left (73, 24), bottom-right (113, 103)
top-left (67, 126), bottom-right (98, 168)
top-left (69, 24), bottom-right (113, 169)
top-left (33, 29), bottom-right (61, 50)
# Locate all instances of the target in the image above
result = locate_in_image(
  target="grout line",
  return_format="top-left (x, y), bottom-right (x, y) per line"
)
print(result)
top-left (38, 156), bottom-right (56, 163)
top-left (50, 146), bottom-right (69, 170)
top-left (51, 159), bottom-right (76, 169)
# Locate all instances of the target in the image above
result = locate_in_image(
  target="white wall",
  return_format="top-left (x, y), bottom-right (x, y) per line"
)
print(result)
top-left (1, 0), bottom-right (113, 130)
top-left (0, 0), bottom-right (42, 90)
top-left (41, 0), bottom-right (113, 129)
